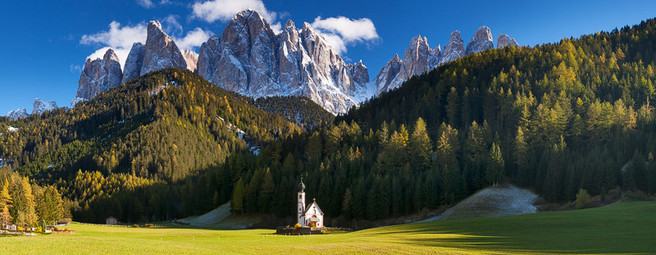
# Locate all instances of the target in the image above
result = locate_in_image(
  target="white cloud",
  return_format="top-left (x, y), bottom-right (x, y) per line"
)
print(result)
top-left (311, 16), bottom-right (379, 54)
top-left (137, 0), bottom-right (154, 8)
top-left (162, 15), bottom-right (184, 35)
top-left (191, 0), bottom-right (280, 32)
top-left (85, 47), bottom-right (132, 69)
top-left (80, 21), bottom-right (147, 53)
top-left (320, 33), bottom-right (347, 55)
top-left (173, 28), bottom-right (213, 50)
top-left (81, 20), bottom-right (211, 67)
top-left (81, 22), bottom-right (147, 68)
top-left (191, 0), bottom-right (275, 22)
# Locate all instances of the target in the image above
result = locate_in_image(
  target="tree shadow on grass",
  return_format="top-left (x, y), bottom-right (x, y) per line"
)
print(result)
top-left (361, 207), bottom-right (656, 255)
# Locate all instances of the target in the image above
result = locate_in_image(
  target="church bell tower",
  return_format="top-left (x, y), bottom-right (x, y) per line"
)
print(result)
top-left (297, 177), bottom-right (306, 226)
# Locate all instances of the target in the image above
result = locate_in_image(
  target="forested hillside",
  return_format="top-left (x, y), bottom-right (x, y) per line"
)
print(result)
top-left (0, 68), bottom-right (302, 222)
top-left (255, 96), bottom-right (335, 130)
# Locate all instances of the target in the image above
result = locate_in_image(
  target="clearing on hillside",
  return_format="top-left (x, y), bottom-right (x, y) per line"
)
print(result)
top-left (422, 185), bottom-right (538, 222)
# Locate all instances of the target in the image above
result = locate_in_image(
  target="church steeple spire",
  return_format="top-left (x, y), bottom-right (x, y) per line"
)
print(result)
top-left (297, 177), bottom-right (306, 226)
top-left (298, 177), bottom-right (306, 192)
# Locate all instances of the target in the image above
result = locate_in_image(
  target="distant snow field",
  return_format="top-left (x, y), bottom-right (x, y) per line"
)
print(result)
top-left (422, 185), bottom-right (538, 222)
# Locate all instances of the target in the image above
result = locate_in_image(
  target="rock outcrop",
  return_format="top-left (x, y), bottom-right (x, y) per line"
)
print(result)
top-left (32, 98), bottom-right (58, 114)
top-left (197, 10), bottom-right (369, 115)
top-left (465, 26), bottom-right (494, 55)
top-left (375, 35), bottom-right (441, 95)
top-left (497, 34), bottom-right (519, 48)
top-left (140, 21), bottom-right (187, 75)
top-left (440, 30), bottom-right (465, 65)
top-left (376, 27), bottom-right (518, 96)
top-left (6, 108), bottom-right (28, 120)
top-left (122, 42), bottom-right (145, 84)
top-left (74, 48), bottom-right (123, 105)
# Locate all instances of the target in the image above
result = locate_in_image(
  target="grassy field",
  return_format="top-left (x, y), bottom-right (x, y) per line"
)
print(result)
top-left (1, 201), bottom-right (655, 254)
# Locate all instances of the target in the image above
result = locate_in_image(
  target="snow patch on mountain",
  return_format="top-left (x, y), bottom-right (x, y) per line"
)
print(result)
top-left (6, 108), bottom-right (28, 120)
top-left (32, 98), bottom-right (58, 115)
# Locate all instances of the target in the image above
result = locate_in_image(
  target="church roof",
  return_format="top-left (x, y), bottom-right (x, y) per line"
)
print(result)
top-left (304, 200), bottom-right (324, 216)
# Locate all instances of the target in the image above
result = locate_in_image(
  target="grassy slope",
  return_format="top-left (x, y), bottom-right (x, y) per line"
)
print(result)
top-left (2, 201), bottom-right (655, 254)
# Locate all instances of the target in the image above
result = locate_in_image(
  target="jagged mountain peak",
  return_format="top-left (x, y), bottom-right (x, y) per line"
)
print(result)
top-left (148, 20), bottom-right (163, 30)
top-left (375, 34), bottom-right (441, 95)
top-left (440, 30), bottom-right (465, 65)
top-left (75, 47), bottom-right (123, 103)
top-left (498, 33), bottom-right (519, 48)
top-left (32, 98), bottom-right (58, 115)
top-left (197, 9), bottom-right (368, 115)
top-left (103, 48), bottom-right (119, 62)
top-left (122, 42), bottom-right (145, 83)
top-left (465, 26), bottom-right (494, 55)
top-left (284, 19), bottom-right (296, 30)
top-left (6, 108), bottom-right (28, 120)
top-left (377, 26), bottom-right (516, 96)
top-left (78, 10), bottom-right (368, 115)
top-left (141, 20), bottom-right (187, 75)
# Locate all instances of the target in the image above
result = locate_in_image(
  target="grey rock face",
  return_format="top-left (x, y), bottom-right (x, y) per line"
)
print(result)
top-left (6, 108), bottom-right (28, 120)
top-left (497, 34), bottom-right (519, 48)
top-left (375, 35), bottom-right (441, 95)
top-left (122, 42), bottom-right (145, 84)
top-left (197, 10), bottom-right (369, 115)
top-left (32, 98), bottom-right (58, 115)
top-left (375, 54), bottom-right (403, 95)
top-left (140, 20), bottom-right (187, 75)
top-left (440, 31), bottom-right (465, 65)
top-left (465, 26), bottom-right (494, 55)
top-left (376, 26), bottom-right (516, 96)
top-left (76, 48), bottom-right (123, 101)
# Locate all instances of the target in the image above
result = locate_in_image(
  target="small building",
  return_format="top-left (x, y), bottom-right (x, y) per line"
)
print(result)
top-left (105, 216), bottom-right (118, 225)
top-left (297, 178), bottom-right (324, 228)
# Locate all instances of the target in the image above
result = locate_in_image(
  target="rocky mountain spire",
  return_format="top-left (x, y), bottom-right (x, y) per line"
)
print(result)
top-left (197, 9), bottom-right (369, 115)
top-left (497, 34), bottom-right (519, 48)
top-left (376, 26), bottom-right (516, 96)
top-left (375, 54), bottom-right (403, 95)
top-left (465, 26), bottom-right (494, 55)
top-left (74, 48), bottom-right (123, 105)
top-left (140, 20), bottom-right (187, 75)
top-left (440, 31), bottom-right (465, 65)
top-left (375, 35), bottom-right (441, 95)
top-left (122, 42), bottom-right (145, 84)
top-left (32, 98), bottom-right (58, 115)
top-left (6, 108), bottom-right (28, 120)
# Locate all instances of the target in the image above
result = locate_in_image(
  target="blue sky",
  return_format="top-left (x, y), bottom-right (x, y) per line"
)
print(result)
top-left (1, 0), bottom-right (655, 114)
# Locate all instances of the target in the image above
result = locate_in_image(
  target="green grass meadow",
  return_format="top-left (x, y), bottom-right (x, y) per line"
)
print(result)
top-left (2, 201), bottom-right (655, 254)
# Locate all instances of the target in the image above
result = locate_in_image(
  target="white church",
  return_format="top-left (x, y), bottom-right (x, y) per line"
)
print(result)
top-left (297, 178), bottom-right (324, 228)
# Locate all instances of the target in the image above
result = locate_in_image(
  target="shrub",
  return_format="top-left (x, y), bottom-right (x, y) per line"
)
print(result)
top-left (144, 224), bottom-right (153, 228)
top-left (576, 189), bottom-right (591, 209)
top-left (132, 224), bottom-right (139, 228)
top-left (294, 223), bottom-right (301, 230)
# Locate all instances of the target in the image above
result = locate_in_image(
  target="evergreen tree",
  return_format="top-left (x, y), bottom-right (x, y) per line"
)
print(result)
top-left (13, 177), bottom-right (37, 226)
top-left (0, 179), bottom-right (12, 225)
top-left (487, 143), bottom-right (505, 186)
top-left (232, 178), bottom-right (245, 214)
top-left (409, 117), bottom-right (433, 172)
